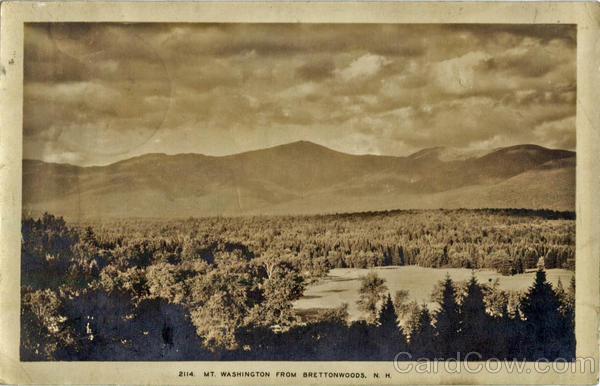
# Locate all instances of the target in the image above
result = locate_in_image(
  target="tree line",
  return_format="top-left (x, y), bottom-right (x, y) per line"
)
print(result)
top-left (61, 208), bottom-right (574, 276)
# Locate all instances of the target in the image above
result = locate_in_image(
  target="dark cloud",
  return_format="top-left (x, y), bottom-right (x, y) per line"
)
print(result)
top-left (479, 56), bottom-right (555, 78)
top-left (447, 24), bottom-right (576, 46)
top-left (295, 60), bottom-right (335, 81)
top-left (156, 23), bottom-right (430, 58)
top-left (24, 25), bottom-right (89, 82)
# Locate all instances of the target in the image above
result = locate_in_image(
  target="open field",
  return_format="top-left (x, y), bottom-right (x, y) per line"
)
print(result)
top-left (294, 266), bottom-right (574, 320)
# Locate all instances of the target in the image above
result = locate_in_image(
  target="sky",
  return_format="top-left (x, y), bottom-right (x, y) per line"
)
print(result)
top-left (24, 23), bottom-right (576, 166)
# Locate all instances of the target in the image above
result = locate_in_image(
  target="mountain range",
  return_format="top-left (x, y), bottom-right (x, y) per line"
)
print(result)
top-left (22, 141), bottom-right (575, 219)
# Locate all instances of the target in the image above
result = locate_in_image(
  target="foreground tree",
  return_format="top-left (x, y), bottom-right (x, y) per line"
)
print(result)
top-left (21, 213), bottom-right (78, 290)
top-left (409, 306), bottom-right (435, 358)
top-left (190, 288), bottom-right (249, 351)
top-left (520, 268), bottom-right (568, 360)
top-left (249, 266), bottom-right (305, 328)
top-left (356, 272), bottom-right (388, 323)
top-left (554, 277), bottom-right (576, 359)
top-left (21, 287), bottom-right (75, 360)
top-left (393, 289), bottom-right (411, 321)
top-left (399, 301), bottom-right (422, 340)
top-left (459, 275), bottom-right (491, 356)
top-left (433, 274), bottom-right (460, 358)
top-left (374, 293), bottom-right (406, 358)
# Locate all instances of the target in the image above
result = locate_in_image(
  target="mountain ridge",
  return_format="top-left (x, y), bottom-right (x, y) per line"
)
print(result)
top-left (22, 141), bottom-right (575, 219)
top-left (24, 141), bottom-right (575, 168)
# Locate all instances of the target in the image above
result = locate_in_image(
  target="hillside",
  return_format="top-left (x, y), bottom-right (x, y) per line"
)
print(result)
top-left (22, 141), bottom-right (575, 219)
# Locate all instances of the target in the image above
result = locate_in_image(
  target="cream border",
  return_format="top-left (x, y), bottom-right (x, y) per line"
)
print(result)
top-left (0, 2), bottom-right (598, 384)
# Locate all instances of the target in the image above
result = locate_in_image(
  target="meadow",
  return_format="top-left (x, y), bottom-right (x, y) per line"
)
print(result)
top-left (294, 266), bottom-right (575, 320)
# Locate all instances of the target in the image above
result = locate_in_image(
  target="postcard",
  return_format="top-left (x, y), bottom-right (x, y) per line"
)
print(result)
top-left (0, 1), bottom-right (598, 384)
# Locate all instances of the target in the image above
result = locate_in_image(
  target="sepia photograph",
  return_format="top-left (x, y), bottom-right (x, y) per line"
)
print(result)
top-left (20, 21), bottom-right (578, 361)
top-left (1, 2), bottom-right (598, 384)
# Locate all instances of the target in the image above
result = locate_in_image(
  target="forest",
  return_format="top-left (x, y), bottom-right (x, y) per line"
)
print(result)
top-left (21, 209), bottom-right (575, 361)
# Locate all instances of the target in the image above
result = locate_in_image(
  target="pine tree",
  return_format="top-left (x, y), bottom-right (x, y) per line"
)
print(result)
top-left (410, 306), bottom-right (435, 358)
top-left (460, 275), bottom-right (490, 357)
top-left (493, 299), bottom-right (526, 360)
top-left (520, 268), bottom-right (565, 359)
top-left (433, 274), bottom-right (460, 358)
top-left (378, 293), bottom-right (399, 330)
top-left (374, 293), bottom-right (406, 359)
top-left (557, 277), bottom-right (576, 359)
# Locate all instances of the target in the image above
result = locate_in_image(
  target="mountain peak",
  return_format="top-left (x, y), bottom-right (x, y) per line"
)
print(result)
top-left (275, 140), bottom-right (329, 150)
top-left (248, 140), bottom-right (345, 156)
top-left (494, 144), bottom-right (548, 153)
top-left (483, 144), bottom-right (574, 160)
top-left (291, 140), bottom-right (314, 145)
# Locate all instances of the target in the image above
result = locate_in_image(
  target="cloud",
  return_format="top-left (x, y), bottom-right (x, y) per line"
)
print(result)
top-left (23, 23), bottom-right (576, 165)
top-left (337, 54), bottom-right (391, 81)
top-left (295, 60), bottom-right (335, 81)
top-left (533, 116), bottom-right (576, 149)
top-left (477, 38), bottom-right (573, 79)
top-left (447, 24), bottom-right (576, 47)
top-left (433, 51), bottom-right (491, 94)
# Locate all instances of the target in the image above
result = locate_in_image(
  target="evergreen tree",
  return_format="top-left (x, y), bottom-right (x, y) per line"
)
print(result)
top-left (371, 293), bottom-right (406, 359)
top-left (433, 274), bottom-right (460, 358)
top-left (460, 275), bottom-right (490, 357)
top-left (520, 268), bottom-right (565, 360)
top-left (492, 300), bottom-right (525, 360)
top-left (378, 293), bottom-right (399, 329)
top-left (410, 306), bottom-right (435, 358)
top-left (556, 277), bottom-right (576, 359)
top-left (555, 278), bottom-right (567, 315)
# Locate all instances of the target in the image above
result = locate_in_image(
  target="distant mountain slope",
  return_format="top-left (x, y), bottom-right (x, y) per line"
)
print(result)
top-left (22, 142), bottom-right (575, 219)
